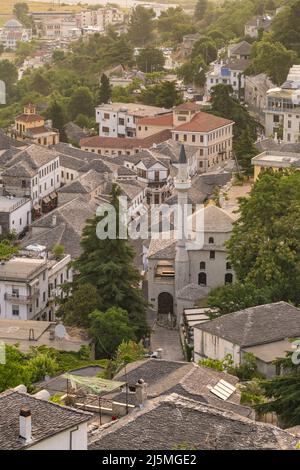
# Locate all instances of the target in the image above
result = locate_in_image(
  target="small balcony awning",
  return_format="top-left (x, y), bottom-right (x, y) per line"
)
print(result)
top-left (42, 196), bottom-right (51, 204)
top-left (49, 191), bottom-right (57, 200)
top-left (33, 203), bottom-right (41, 210)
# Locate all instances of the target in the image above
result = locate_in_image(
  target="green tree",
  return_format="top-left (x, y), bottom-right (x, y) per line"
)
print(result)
top-left (210, 84), bottom-right (260, 171)
top-left (72, 184), bottom-right (148, 339)
top-left (257, 373), bottom-right (300, 427)
top-left (68, 86), bottom-right (94, 120)
top-left (26, 353), bottom-right (58, 383)
top-left (234, 128), bottom-right (258, 175)
top-left (0, 345), bottom-right (31, 392)
top-left (15, 41), bottom-right (38, 65)
top-left (128, 6), bottom-right (155, 47)
top-left (56, 283), bottom-right (102, 328)
top-left (89, 307), bottom-right (137, 358)
top-left (195, 0), bottom-right (208, 21)
top-left (136, 48), bottom-right (165, 73)
top-left (13, 2), bottom-right (33, 29)
top-left (207, 281), bottom-right (272, 316)
top-left (31, 72), bottom-right (51, 96)
top-left (271, 0), bottom-right (300, 57)
top-left (191, 37), bottom-right (218, 65)
top-left (0, 239), bottom-right (19, 260)
top-left (156, 7), bottom-right (196, 43)
top-left (140, 81), bottom-right (183, 108)
top-left (226, 170), bottom-right (300, 305)
top-left (249, 36), bottom-right (297, 86)
top-left (177, 56), bottom-right (207, 87)
top-left (99, 73), bottom-right (112, 104)
top-left (46, 100), bottom-right (68, 142)
top-left (0, 60), bottom-right (18, 102)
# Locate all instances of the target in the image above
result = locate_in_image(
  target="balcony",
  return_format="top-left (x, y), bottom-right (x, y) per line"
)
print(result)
top-left (5, 289), bottom-right (39, 304)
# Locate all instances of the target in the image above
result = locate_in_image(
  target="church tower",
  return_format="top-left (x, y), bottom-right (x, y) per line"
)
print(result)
top-left (174, 145), bottom-right (191, 305)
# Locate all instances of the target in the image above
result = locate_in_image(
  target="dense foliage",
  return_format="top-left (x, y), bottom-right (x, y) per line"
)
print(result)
top-left (208, 170), bottom-right (300, 315)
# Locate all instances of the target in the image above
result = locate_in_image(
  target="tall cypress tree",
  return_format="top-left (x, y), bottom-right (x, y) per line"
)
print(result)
top-left (73, 184), bottom-right (148, 339)
top-left (99, 73), bottom-right (112, 104)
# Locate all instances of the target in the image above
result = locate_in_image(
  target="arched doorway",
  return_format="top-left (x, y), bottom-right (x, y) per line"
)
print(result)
top-left (158, 292), bottom-right (174, 315)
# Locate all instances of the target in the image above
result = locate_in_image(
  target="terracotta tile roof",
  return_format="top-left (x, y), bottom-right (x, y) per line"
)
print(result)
top-left (137, 113), bottom-right (174, 127)
top-left (80, 129), bottom-right (172, 150)
top-left (174, 111), bottom-right (234, 133)
top-left (15, 113), bottom-right (44, 123)
top-left (174, 102), bottom-right (201, 112)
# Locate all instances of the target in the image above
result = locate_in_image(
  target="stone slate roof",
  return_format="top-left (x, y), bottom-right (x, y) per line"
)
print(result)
top-left (79, 159), bottom-right (113, 175)
top-left (147, 236), bottom-right (177, 260)
top-left (2, 144), bottom-right (60, 177)
top-left (135, 149), bottom-right (169, 169)
top-left (195, 301), bottom-right (300, 347)
top-left (0, 130), bottom-right (25, 150)
top-left (23, 196), bottom-right (97, 258)
top-left (89, 393), bottom-right (297, 450)
top-left (256, 139), bottom-right (300, 154)
top-left (154, 139), bottom-right (197, 163)
top-left (118, 179), bottom-right (146, 200)
top-left (0, 390), bottom-right (91, 450)
top-left (166, 172), bottom-right (232, 206)
top-left (193, 204), bottom-right (236, 233)
top-left (229, 40), bottom-right (252, 56)
top-left (177, 283), bottom-right (210, 301)
top-left (112, 359), bottom-right (251, 417)
top-left (64, 122), bottom-right (89, 143)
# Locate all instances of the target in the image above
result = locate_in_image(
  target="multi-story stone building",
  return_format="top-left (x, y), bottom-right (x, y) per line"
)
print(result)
top-left (0, 19), bottom-right (32, 51)
top-left (0, 246), bottom-right (72, 322)
top-left (95, 102), bottom-right (170, 138)
top-left (264, 66), bottom-right (300, 143)
top-left (137, 103), bottom-right (234, 173)
top-left (0, 144), bottom-right (60, 217)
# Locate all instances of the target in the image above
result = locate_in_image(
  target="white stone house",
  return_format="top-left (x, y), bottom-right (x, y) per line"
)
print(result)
top-left (95, 102), bottom-right (170, 138)
top-left (0, 248), bottom-right (72, 322)
top-left (193, 302), bottom-right (300, 377)
top-left (0, 387), bottom-right (91, 450)
top-left (0, 196), bottom-right (32, 236)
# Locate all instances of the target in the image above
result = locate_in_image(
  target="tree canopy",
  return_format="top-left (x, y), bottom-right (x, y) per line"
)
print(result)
top-left (208, 170), bottom-right (300, 315)
top-left (128, 6), bottom-right (155, 47)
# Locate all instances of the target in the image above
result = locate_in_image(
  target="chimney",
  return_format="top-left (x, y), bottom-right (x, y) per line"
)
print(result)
top-left (157, 348), bottom-right (163, 359)
top-left (19, 407), bottom-right (32, 442)
top-left (52, 214), bottom-right (57, 227)
top-left (134, 379), bottom-right (148, 408)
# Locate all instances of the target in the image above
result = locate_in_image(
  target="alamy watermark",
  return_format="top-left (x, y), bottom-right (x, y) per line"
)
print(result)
top-left (96, 197), bottom-right (205, 249)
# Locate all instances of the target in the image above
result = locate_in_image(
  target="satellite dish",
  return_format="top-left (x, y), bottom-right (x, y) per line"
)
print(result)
top-left (54, 324), bottom-right (66, 339)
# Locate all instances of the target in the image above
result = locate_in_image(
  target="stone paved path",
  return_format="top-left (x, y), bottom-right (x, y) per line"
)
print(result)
top-left (149, 313), bottom-right (184, 362)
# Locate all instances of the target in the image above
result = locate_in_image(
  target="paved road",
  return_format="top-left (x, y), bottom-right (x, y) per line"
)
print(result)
top-left (147, 307), bottom-right (184, 362)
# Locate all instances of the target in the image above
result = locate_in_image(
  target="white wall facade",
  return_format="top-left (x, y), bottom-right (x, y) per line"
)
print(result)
top-left (29, 422), bottom-right (88, 450)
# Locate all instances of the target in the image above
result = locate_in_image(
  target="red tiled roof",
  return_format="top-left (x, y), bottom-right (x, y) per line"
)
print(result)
top-left (175, 102), bottom-right (201, 112)
top-left (80, 129), bottom-right (172, 150)
top-left (137, 113), bottom-right (174, 127)
top-left (27, 126), bottom-right (55, 135)
top-left (15, 113), bottom-right (44, 123)
top-left (173, 111), bottom-right (234, 133)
